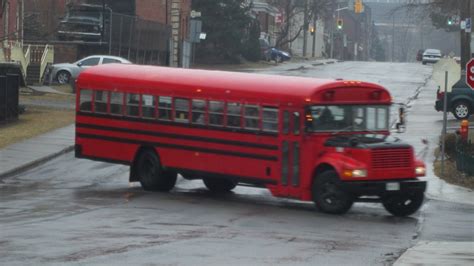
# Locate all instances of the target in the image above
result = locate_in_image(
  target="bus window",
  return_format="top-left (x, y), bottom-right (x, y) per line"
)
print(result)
top-left (209, 101), bottom-right (224, 126)
top-left (174, 98), bottom-right (190, 123)
top-left (227, 102), bottom-right (242, 128)
top-left (126, 93), bottom-right (140, 117)
top-left (110, 92), bottom-right (123, 115)
top-left (94, 90), bottom-right (108, 113)
top-left (192, 99), bottom-right (206, 125)
top-left (142, 95), bottom-right (156, 119)
top-left (244, 105), bottom-right (260, 130)
top-left (79, 89), bottom-right (92, 112)
top-left (293, 112), bottom-right (300, 135)
top-left (262, 107), bottom-right (278, 133)
top-left (283, 111), bottom-right (290, 134)
top-left (158, 96), bottom-right (172, 120)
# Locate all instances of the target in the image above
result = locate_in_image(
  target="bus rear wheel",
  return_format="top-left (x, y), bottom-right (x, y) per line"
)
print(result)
top-left (203, 178), bottom-right (236, 193)
top-left (137, 149), bottom-right (177, 192)
top-left (382, 192), bottom-right (424, 217)
top-left (312, 171), bottom-right (353, 214)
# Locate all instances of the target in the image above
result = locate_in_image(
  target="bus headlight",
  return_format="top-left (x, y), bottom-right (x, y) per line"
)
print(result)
top-left (343, 169), bottom-right (367, 178)
top-left (415, 166), bottom-right (426, 175)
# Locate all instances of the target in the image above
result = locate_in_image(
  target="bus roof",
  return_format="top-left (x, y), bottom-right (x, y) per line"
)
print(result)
top-left (77, 64), bottom-right (391, 105)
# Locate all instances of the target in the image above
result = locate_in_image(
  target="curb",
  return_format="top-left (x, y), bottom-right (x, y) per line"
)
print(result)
top-left (0, 145), bottom-right (74, 179)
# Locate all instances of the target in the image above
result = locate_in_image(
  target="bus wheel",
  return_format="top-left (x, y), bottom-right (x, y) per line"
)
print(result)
top-left (137, 149), bottom-right (177, 192)
top-left (312, 171), bottom-right (353, 214)
top-left (203, 178), bottom-right (236, 193)
top-left (382, 192), bottom-right (424, 217)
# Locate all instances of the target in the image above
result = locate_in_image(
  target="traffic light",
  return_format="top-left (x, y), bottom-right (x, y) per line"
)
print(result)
top-left (310, 26), bottom-right (315, 36)
top-left (337, 19), bottom-right (343, 30)
top-left (447, 17), bottom-right (453, 25)
top-left (354, 0), bottom-right (363, 14)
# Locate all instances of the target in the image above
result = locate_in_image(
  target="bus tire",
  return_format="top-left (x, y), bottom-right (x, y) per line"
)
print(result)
top-left (137, 149), bottom-right (176, 192)
top-left (312, 171), bottom-right (353, 214)
top-left (203, 178), bottom-right (236, 193)
top-left (382, 192), bottom-right (424, 217)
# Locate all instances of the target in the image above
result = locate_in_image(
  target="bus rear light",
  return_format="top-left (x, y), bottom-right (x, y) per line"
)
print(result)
top-left (196, 89), bottom-right (202, 92)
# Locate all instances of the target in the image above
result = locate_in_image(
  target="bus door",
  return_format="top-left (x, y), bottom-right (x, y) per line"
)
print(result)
top-left (280, 109), bottom-right (303, 197)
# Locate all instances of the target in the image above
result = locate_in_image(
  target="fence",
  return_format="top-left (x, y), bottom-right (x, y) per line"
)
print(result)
top-left (455, 138), bottom-right (474, 176)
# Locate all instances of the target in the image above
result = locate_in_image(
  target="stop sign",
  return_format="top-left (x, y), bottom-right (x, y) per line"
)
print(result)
top-left (467, 58), bottom-right (474, 89)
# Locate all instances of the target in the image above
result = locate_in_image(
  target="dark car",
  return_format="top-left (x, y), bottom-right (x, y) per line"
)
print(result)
top-left (435, 75), bottom-right (474, 120)
top-left (259, 38), bottom-right (291, 62)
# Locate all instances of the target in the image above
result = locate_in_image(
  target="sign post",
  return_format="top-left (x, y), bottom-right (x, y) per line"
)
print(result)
top-left (467, 58), bottom-right (474, 89)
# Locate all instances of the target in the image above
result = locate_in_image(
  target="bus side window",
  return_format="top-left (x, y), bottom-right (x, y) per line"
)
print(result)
top-left (174, 98), bottom-right (190, 123)
top-left (263, 107), bottom-right (278, 133)
top-left (227, 102), bottom-right (242, 128)
top-left (79, 89), bottom-right (92, 112)
top-left (192, 99), bottom-right (206, 125)
top-left (158, 96), bottom-right (172, 120)
top-left (142, 94), bottom-right (156, 119)
top-left (244, 105), bottom-right (260, 130)
top-left (110, 92), bottom-right (123, 115)
top-left (126, 93), bottom-right (140, 117)
top-left (94, 90), bottom-right (108, 113)
top-left (209, 101), bottom-right (224, 126)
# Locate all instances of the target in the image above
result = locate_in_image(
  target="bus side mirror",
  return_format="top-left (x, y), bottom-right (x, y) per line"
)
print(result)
top-left (395, 105), bottom-right (406, 133)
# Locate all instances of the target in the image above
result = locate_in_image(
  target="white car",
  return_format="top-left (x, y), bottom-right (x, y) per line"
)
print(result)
top-left (422, 49), bottom-right (442, 65)
top-left (49, 55), bottom-right (132, 84)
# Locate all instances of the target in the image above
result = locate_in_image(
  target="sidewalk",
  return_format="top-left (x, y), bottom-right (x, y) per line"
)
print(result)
top-left (0, 124), bottom-right (75, 179)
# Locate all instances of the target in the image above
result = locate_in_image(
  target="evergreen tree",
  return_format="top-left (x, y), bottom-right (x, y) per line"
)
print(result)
top-left (242, 20), bottom-right (261, 62)
top-left (192, 0), bottom-right (253, 63)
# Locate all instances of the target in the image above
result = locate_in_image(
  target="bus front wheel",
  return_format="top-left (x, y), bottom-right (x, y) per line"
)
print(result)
top-left (382, 192), bottom-right (424, 217)
top-left (137, 149), bottom-right (176, 192)
top-left (312, 171), bottom-right (353, 214)
top-left (203, 178), bottom-right (236, 193)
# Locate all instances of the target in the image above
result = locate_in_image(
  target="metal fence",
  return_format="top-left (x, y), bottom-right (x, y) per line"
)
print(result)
top-left (455, 139), bottom-right (474, 176)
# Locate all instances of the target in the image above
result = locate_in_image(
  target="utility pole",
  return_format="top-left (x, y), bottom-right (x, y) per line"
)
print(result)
top-left (460, 0), bottom-right (472, 71)
top-left (312, 13), bottom-right (316, 57)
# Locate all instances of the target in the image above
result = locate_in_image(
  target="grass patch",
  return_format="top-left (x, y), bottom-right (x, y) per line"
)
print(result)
top-left (0, 107), bottom-right (75, 149)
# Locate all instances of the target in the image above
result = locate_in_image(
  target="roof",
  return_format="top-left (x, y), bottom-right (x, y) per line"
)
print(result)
top-left (77, 64), bottom-right (390, 105)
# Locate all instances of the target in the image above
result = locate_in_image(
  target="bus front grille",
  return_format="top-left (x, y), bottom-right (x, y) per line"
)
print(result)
top-left (371, 148), bottom-right (412, 169)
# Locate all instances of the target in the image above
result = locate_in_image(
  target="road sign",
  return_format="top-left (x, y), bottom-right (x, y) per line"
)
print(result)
top-left (466, 18), bottom-right (471, 33)
top-left (467, 58), bottom-right (474, 89)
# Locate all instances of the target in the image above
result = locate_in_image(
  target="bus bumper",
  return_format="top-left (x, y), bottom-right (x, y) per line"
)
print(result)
top-left (341, 179), bottom-right (427, 198)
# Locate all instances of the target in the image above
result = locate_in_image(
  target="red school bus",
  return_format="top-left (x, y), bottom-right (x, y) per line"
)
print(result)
top-left (75, 64), bottom-right (426, 217)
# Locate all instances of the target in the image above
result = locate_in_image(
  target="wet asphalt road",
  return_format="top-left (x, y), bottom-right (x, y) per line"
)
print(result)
top-left (1, 61), bottom-right (473, 265)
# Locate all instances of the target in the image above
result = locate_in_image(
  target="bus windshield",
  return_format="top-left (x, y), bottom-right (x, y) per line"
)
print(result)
top-left (306, 105), bottom-right (389, 132)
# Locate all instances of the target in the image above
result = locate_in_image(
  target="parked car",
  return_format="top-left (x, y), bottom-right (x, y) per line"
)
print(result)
top-left (435, 75), bottom-right (474, 120)
top-left (49, 55), bottom-right (131, 84)
top-left (259, 38), bottom-right (291, 62)
top-left (422, 49), bottom-right (442, 65)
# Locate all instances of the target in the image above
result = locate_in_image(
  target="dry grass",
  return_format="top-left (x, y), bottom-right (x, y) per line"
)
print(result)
top-left (0, 107), bottom-right (75, 149)
top-left (433, 158), bottom-right (474, 190)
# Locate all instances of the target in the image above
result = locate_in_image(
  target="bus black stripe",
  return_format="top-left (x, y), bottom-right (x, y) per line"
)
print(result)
top-left (76, 111), bottom-right (279, 137)
top-left (76, 123), bottom-right (278, 150)
top-left (77, 133), bottom-right (279, 162)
